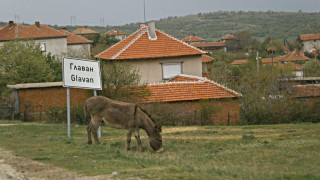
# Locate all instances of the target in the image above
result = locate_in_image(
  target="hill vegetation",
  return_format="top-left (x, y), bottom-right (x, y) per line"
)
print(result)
top-left (120, 11), bottom-right (320, 42)
top-left (1, 11), bottom-right (319, 42)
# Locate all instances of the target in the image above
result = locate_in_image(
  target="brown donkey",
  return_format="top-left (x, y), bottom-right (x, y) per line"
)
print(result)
top-left (84, 96), bottom-right (163, 152)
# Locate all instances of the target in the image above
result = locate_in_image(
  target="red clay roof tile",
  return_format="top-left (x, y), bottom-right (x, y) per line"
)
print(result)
top-left (202, 54), bottom-right (214, 63)
top-left (261, 50), bottom-right (310, 64)
top-left (0, 22), bottom-right (66, 41)
top-left (231, 59), bottom-right (248, 65)
top-left (140, 74), bottom-right (241, 103)
top-left (220, 34), bottom-right (236, 41)
top-left (60, 29), bottom-right (93, 44)
top-left (182, 35), bottom-right (204, 43)
top-left (299, 34), bottom-right (320, 41)
top-left (96, 27), bottom-right (203, 60)
top-left (71, 26), bottom-right (99, 35)
top-left (278, 50), bottom-right (310, 62)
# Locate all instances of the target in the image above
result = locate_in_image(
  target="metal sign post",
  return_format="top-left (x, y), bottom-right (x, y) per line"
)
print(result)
top-left (67, 87), bottom-right (71, 138)
top-left (62, 57), bottom-right (102, 138)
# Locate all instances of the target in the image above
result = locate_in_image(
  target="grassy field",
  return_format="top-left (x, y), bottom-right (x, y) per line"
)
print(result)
top-left (0, 121), bottom-right (319, 180)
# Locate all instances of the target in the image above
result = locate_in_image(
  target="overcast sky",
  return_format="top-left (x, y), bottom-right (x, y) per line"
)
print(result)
top-left (1, 0), bottom-right (319, 26)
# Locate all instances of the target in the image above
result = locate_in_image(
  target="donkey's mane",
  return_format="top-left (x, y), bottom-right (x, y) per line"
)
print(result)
top-left (135, 105), bottom-right (157, 124)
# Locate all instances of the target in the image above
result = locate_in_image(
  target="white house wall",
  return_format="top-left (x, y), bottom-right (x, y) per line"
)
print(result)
top-left (34, 38), bottom-right (67, 57)
top-left (302, 40), bottom-right (320, 52)
top-left (67, 44), bottom-right (91, 57)
top-left (127, 55), bottom-right (202, 84)
top-left (0, 38), bottom-right (67, 57)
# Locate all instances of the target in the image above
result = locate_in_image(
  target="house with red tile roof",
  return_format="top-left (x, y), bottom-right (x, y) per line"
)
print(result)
top-left (261, 50), bottom-right (310, 65)
top-left (142, 74), bottom-right (241, 102)
top-left (0, 21), bottom-right (68, 56)
top-left (182, 35), bottom-right (204, 44)
top-left (72, 26), bottom-right (99, 37)
top-left (105, 29), bottom-right (127, 40)
top-left (261, 50), bottom-right (310, 77)
top-left (219, 34), bottom-right (236, 42)
top-left (299, 33), bottom-right (320, 52)
top-left (138, 74), bottom-right (242, 125)
top-left (60, 28), bottom-right (93, 57)
top-left (96, 21), bottom-right (205, 84)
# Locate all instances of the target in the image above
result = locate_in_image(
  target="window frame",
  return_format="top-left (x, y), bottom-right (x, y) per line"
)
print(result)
top-left (40, 41), bottom-right (46, 52)
top-left (161, 62), bottom-right (183, 80)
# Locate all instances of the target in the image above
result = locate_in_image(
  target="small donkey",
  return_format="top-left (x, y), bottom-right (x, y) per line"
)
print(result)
top-left (84, 96), bottom-right (163, 152)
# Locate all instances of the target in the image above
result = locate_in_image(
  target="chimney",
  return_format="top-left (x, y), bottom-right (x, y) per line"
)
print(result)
top-left (147, 20), bottom-right (157, 40)
top-left (8, 21), bottom-right (14, 27)
top-left (35, 21), bottom-right (40, 28)
top-left (139, 22), bottom-right (146, 29)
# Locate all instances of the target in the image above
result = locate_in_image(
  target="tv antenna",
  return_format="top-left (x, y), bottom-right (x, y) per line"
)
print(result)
top-left (143, 0), bottom-right (146, 23)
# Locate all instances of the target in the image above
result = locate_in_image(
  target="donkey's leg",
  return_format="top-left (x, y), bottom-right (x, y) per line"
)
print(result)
top-left (134, 130), bottom-right (143, 152)
top-left (91, 116), bottom-right (101, 145)
top-left (92, 121), bottom-right (101, 145)
top-left (126, 130), bottom-right (133, 151)
top-left (86, 121), bottom-right (94, 144)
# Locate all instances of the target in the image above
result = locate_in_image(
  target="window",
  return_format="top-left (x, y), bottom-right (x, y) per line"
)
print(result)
top-left (162, 62), bottom-right (182, 79)
top-left (40, 42), bottom-right (46, 52)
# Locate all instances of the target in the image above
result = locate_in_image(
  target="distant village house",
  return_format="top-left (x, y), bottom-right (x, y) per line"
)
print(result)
top-left (105, 29), bottom-right (127, 40)
top-left (0, 21), bottom-right (68, 57)
top-left (299, 33), bottom-right (320, 52)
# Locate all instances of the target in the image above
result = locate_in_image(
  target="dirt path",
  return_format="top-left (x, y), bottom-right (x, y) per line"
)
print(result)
top-left (0, 148), bottom-right (117, 180)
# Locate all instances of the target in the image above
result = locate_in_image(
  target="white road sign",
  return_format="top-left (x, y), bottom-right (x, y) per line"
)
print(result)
top-left (62, 57), bottom-right (102, 90)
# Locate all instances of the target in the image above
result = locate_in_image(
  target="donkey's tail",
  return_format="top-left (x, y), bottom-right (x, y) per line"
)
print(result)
top-left (83, 103), bottom-right (91, 124)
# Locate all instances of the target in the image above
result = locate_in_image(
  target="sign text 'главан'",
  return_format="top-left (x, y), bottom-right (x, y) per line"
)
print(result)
top-left (69, 63), bottom-right (94, 83)
top-left (63, 57), bottom-right (102, 90)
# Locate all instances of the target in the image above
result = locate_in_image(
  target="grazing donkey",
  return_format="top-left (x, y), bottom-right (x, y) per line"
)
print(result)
top-left (84, 96), bottom-right (163, 152)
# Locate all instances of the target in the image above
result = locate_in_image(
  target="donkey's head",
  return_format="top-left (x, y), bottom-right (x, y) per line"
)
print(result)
top-left (149, 124), bottom-right (163, 152)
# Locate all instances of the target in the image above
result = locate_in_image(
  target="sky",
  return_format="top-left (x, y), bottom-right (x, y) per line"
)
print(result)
top-left (1, 0), bottom-right (319, 26)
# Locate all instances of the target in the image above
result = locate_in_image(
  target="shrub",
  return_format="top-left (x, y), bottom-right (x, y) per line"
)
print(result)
top-left (45, 103), bottom-right (86, 124)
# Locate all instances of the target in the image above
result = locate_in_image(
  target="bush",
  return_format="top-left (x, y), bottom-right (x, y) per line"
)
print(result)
top-left (46, 103), bottom-right (86, 124)
top-left (140, 101), bottom-right (222, 126)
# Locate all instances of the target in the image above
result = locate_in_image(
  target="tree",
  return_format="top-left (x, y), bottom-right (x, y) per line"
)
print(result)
top-left (0, 40), bottom-right (54, 85)
top-left (101, 61), bottom-right (148, 102)
top-left (45, 53), bottom-right (62, 82)
top-left (91, 34), bottom-right (120, 57)
top-left (303, 59), bottom-right (320, 77)
top-left (261, 37), bottom-right (284, 55)
top-left (234, 31), bottom-right (260, 52)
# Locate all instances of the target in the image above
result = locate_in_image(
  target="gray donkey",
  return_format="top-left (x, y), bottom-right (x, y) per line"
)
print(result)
top-left (84, 96), bottom-right (163, 152)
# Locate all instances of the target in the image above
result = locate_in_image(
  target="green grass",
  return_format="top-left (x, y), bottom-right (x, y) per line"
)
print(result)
top-left (0, 120), bottom-right (320, 179)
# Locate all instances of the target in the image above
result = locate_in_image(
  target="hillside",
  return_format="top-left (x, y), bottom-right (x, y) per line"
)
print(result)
top-left (119, 11), bottom-right (320, 42)
top-left (1, 11), bottom-right (320, 42)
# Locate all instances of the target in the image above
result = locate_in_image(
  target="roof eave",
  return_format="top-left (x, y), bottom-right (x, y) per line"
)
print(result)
top-left (97, 53), bottom-right (203, 61)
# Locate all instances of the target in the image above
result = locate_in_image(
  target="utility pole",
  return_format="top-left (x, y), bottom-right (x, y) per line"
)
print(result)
top-left (71, 16), bottom-right (76, 26)
top-left (256, 51), bottom-right (261, 73)
top-left (14, 15), bottom-right (20, 23)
